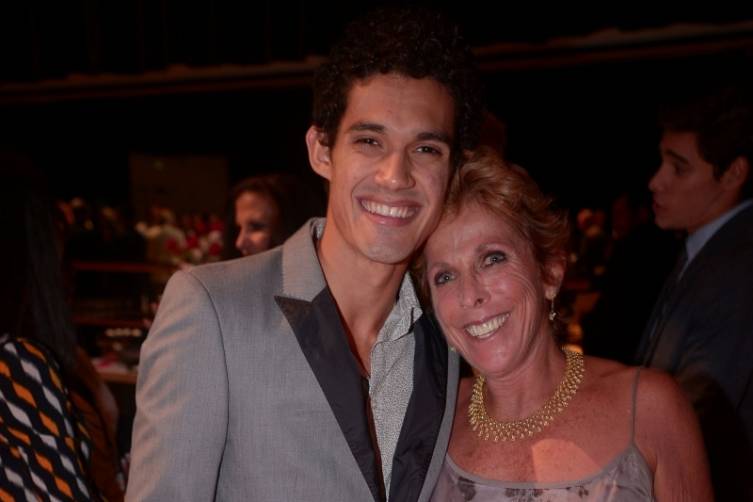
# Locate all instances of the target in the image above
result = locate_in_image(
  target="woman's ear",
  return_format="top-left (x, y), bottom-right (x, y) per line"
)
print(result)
top-left (306, 126), bottom-right (333, 181)
top-left (543, 255), bottom-right (566, 301)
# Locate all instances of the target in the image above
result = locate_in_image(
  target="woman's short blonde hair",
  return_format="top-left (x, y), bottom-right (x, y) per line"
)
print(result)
top-left (416, 147), bottom-right (569, 297)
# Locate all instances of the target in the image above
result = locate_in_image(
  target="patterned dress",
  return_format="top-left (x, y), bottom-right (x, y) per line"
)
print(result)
top-left (0, 335), bottom-right (93, 500)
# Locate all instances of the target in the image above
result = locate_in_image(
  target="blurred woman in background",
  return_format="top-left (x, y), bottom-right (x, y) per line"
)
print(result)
top-left (224, 173), bottom-right (325, 259)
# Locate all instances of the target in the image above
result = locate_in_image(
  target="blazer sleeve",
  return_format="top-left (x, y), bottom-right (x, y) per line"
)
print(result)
top-left (126, 270), bottom-right (229, 501)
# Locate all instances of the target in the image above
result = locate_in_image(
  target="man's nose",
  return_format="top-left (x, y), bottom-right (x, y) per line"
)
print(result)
top-left (648, 164), bottom-right (668, 193)
top-left (375, 152), bottom-right (414, 190)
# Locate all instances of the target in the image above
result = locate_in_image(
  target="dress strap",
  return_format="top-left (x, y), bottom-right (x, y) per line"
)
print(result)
top-left (630, 366), bottom-right (642, 442)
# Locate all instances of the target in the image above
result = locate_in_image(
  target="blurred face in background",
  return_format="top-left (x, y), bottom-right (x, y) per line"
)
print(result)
top-left (649, 131), bottom-right (731, 234)
top-left (234, 190), bottom-right (279, 256)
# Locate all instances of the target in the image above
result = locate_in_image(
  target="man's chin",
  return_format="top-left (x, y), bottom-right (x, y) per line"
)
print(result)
top-left (362, 244), bottom-right (415, 267)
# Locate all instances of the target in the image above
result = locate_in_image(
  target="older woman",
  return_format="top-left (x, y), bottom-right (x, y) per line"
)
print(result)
top-left (423, 148), bottom-right (711, 501)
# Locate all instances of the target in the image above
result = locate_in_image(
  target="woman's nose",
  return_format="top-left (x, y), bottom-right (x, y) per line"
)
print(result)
top-left (459, 276), bottom-right (488, 309)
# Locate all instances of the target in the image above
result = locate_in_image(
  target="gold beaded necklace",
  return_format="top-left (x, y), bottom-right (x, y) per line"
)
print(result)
top-left (468, 349), bottom-right (585, 442)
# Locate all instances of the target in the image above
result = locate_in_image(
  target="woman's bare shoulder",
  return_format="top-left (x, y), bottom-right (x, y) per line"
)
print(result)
top-left (583, 359), bottom-right (692, 438)
top-left (634, 367), bottom-right (693, 420)
top-left (581, 355), bottom-right (638, 392)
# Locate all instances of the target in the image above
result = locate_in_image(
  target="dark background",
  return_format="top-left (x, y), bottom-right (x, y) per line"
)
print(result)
top-left (2, 2), bottom-right (752, 211)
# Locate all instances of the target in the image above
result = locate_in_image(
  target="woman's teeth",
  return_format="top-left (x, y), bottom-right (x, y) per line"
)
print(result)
top-left (465, 313), bottom-right (510, 338)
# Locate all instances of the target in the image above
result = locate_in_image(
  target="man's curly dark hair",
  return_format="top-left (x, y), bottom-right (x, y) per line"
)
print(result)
top-left (311, 7), bottom-right (483, 168)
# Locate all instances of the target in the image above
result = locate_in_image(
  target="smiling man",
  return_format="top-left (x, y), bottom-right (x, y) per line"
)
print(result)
top-left (126, 7), bottom-right (482, 502)
top-left (636, 85), bottom-right (753, 500)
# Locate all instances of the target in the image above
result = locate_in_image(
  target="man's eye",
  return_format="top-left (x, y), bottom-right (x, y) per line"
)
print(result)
top-left (356, 137), bottom-right (380, 146)
top-left (482, 251), bottom-right (506, 267)
top-left (673, 163), bottom-right (689, 176)
top-left (433, 271), bottom-right (454, 286)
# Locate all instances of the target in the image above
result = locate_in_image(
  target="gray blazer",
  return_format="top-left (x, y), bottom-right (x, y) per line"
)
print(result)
top-left (126, 220), bottom-right (459, 501)
top-left (635, 203), bottom-right (753, 499)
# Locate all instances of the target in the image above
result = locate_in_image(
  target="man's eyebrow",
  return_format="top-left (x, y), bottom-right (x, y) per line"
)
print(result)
top-left (346, 122), bottom-right (451, 145)
top-left (347, 122), bottom-right (385, 134)
top-left (417, 131), bottom-right (451, 145)
top-left (665, 149), bottom-right (690, 165)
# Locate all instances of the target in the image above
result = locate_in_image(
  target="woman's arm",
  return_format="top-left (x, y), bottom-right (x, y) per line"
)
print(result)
top-left (635, 368), bottom-right (713, 502)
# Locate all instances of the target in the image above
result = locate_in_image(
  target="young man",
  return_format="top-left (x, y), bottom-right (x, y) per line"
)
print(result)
top-left (635, 86), bottom-right (753, 500)
top-left (126, 8), bottom-right (482, 502)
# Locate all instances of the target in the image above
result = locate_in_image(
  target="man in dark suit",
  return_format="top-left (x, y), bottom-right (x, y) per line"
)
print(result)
top-left (635, 85), bottom-right (753, 500)
top-left (126, 8), bottom-right (483, 502)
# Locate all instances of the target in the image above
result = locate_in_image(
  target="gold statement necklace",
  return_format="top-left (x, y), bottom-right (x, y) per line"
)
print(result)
top-left (468, 349), bottom-right (585, 442)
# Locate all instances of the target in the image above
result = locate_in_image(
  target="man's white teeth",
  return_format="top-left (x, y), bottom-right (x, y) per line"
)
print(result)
top-left (362, 200), bottom-right (415, 219)
top-left (466, 313), bottom-right (510, 338)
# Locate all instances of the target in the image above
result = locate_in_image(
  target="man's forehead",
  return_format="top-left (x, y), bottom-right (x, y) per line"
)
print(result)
top-left (661, 130), bottom-right (700, 150)
top-left (339, 74), bottom-right (455, 139)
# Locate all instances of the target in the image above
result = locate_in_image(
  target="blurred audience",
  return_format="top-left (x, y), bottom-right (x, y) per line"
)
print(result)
top-left (581, 188), bottom-right (679, 363)
top-left (572, 207), bottom-right (609, 288)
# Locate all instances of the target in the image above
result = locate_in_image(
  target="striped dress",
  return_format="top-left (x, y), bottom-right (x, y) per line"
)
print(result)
top-left (0, 335), bottom-right (93, 501)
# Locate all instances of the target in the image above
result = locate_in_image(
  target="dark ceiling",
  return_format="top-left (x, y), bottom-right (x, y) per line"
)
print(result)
top-left (2, 2), bottom-right (752, 84)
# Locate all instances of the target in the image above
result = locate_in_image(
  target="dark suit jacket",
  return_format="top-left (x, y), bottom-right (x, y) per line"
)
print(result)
top-left (636, 202), bottom-right (753, 500)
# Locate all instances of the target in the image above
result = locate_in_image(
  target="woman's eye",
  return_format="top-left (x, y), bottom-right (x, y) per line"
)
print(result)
top-left (416, 145), bottom-right (441, 156)
top-left (433, 271), bottom-right (454, 286)
top-left (482, 251), bottom-right (506, 267)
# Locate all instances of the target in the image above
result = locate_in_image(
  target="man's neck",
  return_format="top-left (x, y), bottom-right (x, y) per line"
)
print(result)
top-left (316, 229), bottom-right (409, 373)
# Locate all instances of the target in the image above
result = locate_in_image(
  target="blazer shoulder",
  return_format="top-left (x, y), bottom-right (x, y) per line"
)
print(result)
top-left (184, 247), bottom-right (284, 295)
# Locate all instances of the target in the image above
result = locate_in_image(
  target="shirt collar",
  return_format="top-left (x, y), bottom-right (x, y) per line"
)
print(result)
top-left (312, 217), bottom-right (325, 240)
top-left (312, 218), bottom-right (423, 342)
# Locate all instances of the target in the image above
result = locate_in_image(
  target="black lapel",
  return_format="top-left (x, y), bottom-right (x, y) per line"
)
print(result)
top-left (388, 313), bottom-right (448, 502)
top-left (275, 291), bottom-right (383, 502)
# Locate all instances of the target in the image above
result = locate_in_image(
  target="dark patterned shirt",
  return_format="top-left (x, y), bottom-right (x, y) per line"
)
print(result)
top-left (1, 336), bottom-right (93, 500)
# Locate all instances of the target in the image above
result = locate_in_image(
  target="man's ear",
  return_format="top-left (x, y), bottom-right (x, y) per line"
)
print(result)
top-left (721, 156), bottom-right (750, 193)
top-left (306, 126), bottom-right (333, 181)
